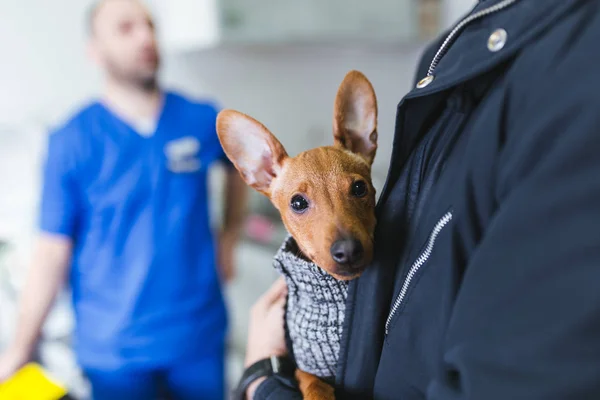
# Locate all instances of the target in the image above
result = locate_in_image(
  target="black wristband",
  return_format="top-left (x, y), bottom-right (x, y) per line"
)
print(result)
top-left (232, 355), bottom-right (295, 400)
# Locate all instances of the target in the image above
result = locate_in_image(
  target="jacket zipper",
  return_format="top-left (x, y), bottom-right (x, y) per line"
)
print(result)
top-left (384, 0), bottom-right (519, 336)
top-left (426, 0), bottom-right (520, 78)
top-left (385, 211), bottom-right (453, 335)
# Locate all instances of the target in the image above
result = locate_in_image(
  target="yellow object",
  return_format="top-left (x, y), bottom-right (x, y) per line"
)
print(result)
top-left (0, 362), bottom-right (69, 400)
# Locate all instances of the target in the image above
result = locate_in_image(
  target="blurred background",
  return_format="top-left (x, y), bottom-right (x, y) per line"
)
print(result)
top-left (0, 0), bottom-right (474, 398)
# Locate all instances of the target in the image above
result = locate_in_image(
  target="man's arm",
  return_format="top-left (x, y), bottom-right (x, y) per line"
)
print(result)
top-left (429, 13), bottom-right (600, 399)
top-left (0, 127), bottom-right (79, 382)
top-left (0, 234), bottom-right (72, 381)
top-left (218, 167), bottom-right (248, 282)
top-left (223, 167), bottom-right (248, 235)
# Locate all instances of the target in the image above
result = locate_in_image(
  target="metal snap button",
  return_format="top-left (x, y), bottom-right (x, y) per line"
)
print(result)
top-left (416, 75), bottom-right (434, 89)
top-left (488, 29), bottom-right (507, 52)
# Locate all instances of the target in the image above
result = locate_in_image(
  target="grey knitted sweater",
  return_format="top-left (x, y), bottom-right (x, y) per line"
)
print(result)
top-left (273, 235), bottom-right (349, 380)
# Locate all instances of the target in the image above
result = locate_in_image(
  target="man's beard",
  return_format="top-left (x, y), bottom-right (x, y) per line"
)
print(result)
top-left (139, 75), bottom-right (158, 91)
top-left (106, 59), bottom-right (159, 92)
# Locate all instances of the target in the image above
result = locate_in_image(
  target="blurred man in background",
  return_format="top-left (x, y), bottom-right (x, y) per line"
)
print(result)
top-left (0, 0), bottom-right (247, 398)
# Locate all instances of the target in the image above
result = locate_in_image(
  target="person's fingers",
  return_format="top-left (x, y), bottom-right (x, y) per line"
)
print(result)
top-left (260, 277), bottom-right (287, 305)
top-left (225, 262), bottom-right (235, 283)
top-left (272, 296), bottom-right (286, 320)
top-left (273, 295), bottom-right (286, 310)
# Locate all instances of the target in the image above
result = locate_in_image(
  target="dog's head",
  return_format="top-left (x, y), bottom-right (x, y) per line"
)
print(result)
top-left (216, 71), bottom-right (378, 280)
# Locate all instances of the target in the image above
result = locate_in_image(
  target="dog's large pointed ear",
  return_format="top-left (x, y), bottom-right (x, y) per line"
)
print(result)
top-left (332, 70), bottom-right (378, 165)
top-left (216, 110), bottom-right (288, 196)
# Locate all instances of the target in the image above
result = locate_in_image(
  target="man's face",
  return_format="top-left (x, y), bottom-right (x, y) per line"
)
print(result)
top-left (90, 0), bottom-right (160, 87)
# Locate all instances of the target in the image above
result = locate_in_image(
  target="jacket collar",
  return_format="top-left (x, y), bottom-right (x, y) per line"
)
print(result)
top-left (404, 0), bottom-right (577, 99)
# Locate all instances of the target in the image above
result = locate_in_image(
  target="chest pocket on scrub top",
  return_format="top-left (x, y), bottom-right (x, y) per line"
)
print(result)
top-left (164, 136), bottom-right (203, 174)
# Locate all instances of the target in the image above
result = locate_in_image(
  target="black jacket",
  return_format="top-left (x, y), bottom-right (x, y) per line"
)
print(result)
top-left (255, 0), bottom-right (600, 398)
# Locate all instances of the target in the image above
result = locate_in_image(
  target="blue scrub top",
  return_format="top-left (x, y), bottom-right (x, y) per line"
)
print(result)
top-left (39, 92), bottom-right (231, 369)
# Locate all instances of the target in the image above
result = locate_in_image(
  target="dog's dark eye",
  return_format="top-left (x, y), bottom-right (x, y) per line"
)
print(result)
top-left (290, 195), bottom-right (309, 213)
top-left (351, 181), bottom-right (368, 197)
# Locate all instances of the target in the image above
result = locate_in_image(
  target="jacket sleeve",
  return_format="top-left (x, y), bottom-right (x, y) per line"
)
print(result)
top-left (429, 12), bottom-right (600, 400)
top-left (253, 375), bottom-right (303, 400)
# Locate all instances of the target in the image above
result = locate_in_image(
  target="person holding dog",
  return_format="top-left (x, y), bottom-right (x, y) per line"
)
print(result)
top-left (0, 0), bottom-right (247, 399)
top-left (242, 0), bottom-right (600, 399)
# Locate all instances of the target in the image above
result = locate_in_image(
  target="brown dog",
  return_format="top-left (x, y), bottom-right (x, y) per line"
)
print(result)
top-left (217, 70), bottom-right (378, 399)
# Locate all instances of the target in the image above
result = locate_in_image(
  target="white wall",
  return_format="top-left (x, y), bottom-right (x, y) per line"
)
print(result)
top-left (0, 0), bottom-right (101, 127)
top-left (443, 0), bottom-right (477, 29)
top-left (0, 0), bottom-right (100, 246)
top-left (0, 0), bottom-right (477, 128)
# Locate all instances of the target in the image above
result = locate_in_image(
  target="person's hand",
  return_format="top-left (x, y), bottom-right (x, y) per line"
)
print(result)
top-left (218, 231), bottom-right (238, 283)
top-left (245, 277), bottom-right (288, 365)
top-left (245, 277), bottom-right (288, 399)
top-left (0, 346), bottom-right (29, 383)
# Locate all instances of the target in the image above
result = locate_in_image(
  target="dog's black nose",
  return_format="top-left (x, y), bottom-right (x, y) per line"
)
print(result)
top-left (331, 238), bottom-right (364, 266)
